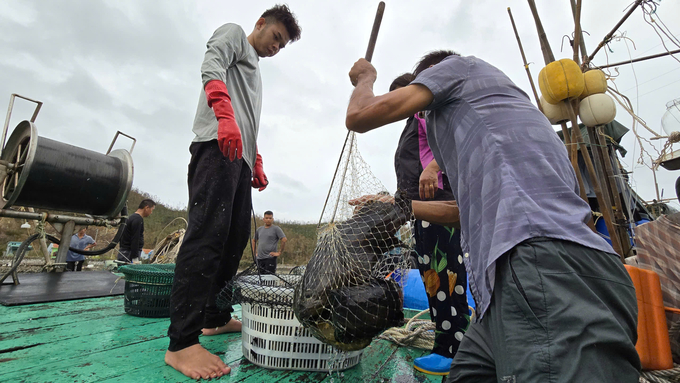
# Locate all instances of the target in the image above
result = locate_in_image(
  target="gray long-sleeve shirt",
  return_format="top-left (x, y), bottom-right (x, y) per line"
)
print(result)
top-left (192, 23), bottom-right (262, 170)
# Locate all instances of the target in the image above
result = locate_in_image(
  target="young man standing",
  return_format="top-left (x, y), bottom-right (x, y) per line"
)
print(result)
top-left (252, 210), bottom-right (287, 274)
top-left (345, 52), bottom-right (640, 382)
top-left (118, 199), bottom-right (155, 263)
top-left (165, 5), bottom-right (301, 380)
top-left (65, 227), bottom-right (96, 271)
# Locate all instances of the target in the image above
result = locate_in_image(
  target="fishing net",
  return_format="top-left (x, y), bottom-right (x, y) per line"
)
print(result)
top-left (216, 132), bottom-right (414, 352)
top-left (292, 132), bottom-right (415, 351)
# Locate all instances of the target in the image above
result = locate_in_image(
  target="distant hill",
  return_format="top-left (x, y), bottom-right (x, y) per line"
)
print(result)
top-left (0, 189), bottom-right (317, 267)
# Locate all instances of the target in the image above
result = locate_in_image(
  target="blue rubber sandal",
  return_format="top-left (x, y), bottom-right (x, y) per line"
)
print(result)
top-left (413, 353), bottom-right (453, 375)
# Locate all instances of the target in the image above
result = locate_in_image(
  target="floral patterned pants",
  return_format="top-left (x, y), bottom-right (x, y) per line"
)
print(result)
top-left (415, 220), bottom-right (470, 358)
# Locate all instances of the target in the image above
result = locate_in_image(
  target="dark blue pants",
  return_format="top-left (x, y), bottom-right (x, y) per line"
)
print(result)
top-left (167, 140), bottom-right (252, 351)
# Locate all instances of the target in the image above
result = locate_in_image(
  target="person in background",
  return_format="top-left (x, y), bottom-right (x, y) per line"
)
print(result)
top-left (118, 199), bottom-right (155, 263)
top-left (390, 72), bottom-right (469, 376)
top-left (252, 210), bottom-right (287, 274)
top-left (65, 227), bottom-right (95, 271)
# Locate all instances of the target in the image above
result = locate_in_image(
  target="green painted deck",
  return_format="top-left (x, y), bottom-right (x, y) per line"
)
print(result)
top-left (0, 296), bottom-right (443, 382)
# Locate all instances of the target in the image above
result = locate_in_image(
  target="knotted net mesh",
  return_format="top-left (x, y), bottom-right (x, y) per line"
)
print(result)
top-left (292, 133), bottom-right (414, 351)
top-left (217, 132), bottom-right (414, 352)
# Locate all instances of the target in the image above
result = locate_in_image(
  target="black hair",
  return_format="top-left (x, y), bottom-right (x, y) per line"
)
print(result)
top-left (264, 210), bottom-right (274, 216)
top-left (389, 73), bottom-right (416, 92)
top-left (413, 50), bottom-right (459, 76)
top-left (261, 4), bottom-right (301, 42)
top-left (138, 199), bottom-right (156, 209)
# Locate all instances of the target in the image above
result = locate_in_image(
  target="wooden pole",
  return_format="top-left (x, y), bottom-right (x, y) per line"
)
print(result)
top-left (524, 0), bottom-right (594, 209)
top-left (566, 102), bottom-right (624, 256)
top-left (585, 0), bottom-right (644, 65)
top-left (572, 0), bottom-right (583, 63)
top-left (570, 0), bottom-right (589, 61)
top-left (507, 7), bottom-right (542, 111)
top-left (569, 0), bottom-right (629, 258)
top-left (597, 48), bottom-right (680, 69)
top-left (526, 0), bottom-right (555, 63)
top-left (322, 1), bottom-right (386, 226)
top-left (594, 126), bottom-right (633, 257)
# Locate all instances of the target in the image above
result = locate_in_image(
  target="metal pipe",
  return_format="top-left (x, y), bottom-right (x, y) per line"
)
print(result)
top-left (0, 209), bottom-right (119, 226)
top-left (597, 49), bottom-right (680, 69)
top-left (1, 94), bottom-right (43, 157)
top-left (54, 220), bottom-right (75, 267)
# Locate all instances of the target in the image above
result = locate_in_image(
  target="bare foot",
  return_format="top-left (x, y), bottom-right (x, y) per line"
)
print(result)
top-left (164, 344), bottom-right (230, 380)
top-left (202, 318), bottom-right (242, 336)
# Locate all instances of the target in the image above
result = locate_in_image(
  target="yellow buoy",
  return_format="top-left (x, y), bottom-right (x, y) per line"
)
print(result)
top-left (538, 59), bottom-right (585, 105)
top-left (580, 69), bottom-right (607, 99)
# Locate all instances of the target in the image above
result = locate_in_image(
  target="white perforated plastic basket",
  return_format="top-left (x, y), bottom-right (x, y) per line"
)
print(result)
top-left (238, 275), bottom-right (363, 371)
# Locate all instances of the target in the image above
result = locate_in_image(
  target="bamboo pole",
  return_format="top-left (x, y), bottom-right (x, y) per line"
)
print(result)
top-left (570, 0), bottom-right (589, 62)
top-left (526, 0), bottom-right (555, 63)
top-left (571, 0), bottom-right (583, 63)
top-left (508, 7), bottom-right (542, 112)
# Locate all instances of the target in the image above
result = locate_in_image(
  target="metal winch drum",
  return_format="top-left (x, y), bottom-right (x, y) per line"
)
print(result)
top-left (1, 120), bottom-right (133, 218)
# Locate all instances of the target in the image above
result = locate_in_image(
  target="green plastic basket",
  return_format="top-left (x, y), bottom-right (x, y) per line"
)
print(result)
top-left (118, 264), bottom-right (175, 318)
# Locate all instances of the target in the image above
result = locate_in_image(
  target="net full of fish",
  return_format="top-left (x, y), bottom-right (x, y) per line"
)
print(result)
top-left (293, 191), bottom-right (413, 351)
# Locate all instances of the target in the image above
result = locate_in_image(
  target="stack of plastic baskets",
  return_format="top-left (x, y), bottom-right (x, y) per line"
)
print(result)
top-left (118, 264), bottom-right (175, 318)
top-left (237, 274), bottom-right (364, 371)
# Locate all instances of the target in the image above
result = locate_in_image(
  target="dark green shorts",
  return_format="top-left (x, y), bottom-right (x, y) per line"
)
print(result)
top-left (446, 238), bottom-right (640, 383)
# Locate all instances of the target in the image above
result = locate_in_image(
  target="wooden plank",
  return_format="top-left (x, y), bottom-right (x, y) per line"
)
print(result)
top-left (0, 297), bottom-right (440, 383)
top-left (0, 296), bottom-right (122, 324)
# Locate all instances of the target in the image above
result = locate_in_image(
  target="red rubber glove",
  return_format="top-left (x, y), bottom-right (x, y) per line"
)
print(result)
top-left (252, 153), bottom-right (268, 191)
top-left (205, 80), bottom-right (242, 161)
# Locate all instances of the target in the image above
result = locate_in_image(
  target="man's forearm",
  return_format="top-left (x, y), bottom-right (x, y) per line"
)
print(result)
top-left (346, 80), bottom-right (378, 133)
top-left (278, 241), bottom-right (286, 255)
top-left (412, 200), bottom-right (461, 228)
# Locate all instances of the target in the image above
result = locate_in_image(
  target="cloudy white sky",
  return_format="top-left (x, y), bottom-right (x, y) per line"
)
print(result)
top-left (1, 0), bottom-right (679, 222)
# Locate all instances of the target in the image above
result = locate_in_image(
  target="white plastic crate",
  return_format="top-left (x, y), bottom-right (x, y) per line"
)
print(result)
top-left (238, 275), bottom-right (363, 372)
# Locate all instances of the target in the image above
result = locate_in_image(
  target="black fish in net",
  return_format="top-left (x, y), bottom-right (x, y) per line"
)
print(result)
top-left (293, 191), bottom-right (412, 351)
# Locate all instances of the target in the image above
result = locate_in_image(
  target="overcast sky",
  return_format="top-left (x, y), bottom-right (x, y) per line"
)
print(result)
top-left (1, 0), bottom-right (679, 222)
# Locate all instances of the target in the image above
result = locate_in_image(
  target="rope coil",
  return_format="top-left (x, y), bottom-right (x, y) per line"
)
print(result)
top-left (670, 131), bottom-right (680, 144)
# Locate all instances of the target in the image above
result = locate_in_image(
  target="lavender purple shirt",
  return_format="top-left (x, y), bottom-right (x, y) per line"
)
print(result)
top-left (411, 55), bottom-right (614, 318)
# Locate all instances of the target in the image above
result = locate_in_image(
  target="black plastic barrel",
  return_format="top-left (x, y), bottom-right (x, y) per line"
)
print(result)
top-left (1, 121), bottom-right (132, 217)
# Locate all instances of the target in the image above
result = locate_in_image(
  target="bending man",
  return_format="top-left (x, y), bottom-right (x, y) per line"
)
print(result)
top-left (345, 50), bottom-right (639, 382)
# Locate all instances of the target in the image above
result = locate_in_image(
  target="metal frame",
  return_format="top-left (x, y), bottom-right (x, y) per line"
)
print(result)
top-left (106, 131), bottom-right (136, 155)
top-left (2, 94), bottom-right (42, 158)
